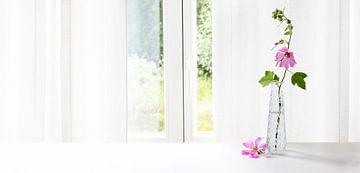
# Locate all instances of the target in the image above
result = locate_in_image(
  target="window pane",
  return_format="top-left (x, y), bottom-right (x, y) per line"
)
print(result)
top-left (127, 0), bottom-right (164, 135)
top-left (196, 0), bottom-right (213, 133)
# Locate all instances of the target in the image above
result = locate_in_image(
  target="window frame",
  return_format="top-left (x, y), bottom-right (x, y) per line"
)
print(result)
top-left (183, 0), bottom-right (213, 143)
top-left (127, 0), bottom-right (213, 142)
top-left (127, 0), bottom-right (184, 142)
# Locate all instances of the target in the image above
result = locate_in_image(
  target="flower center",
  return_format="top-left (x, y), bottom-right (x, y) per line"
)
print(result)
top-left (252, 147), bottom-right (258, 152)
top-left (284, 52), bottom-right (290, 58)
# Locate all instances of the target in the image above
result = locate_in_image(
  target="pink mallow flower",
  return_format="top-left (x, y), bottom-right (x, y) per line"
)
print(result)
top-left (241, 137), bottom-right (267, 159)
top-left (275, 47), bottom-right (296, 70)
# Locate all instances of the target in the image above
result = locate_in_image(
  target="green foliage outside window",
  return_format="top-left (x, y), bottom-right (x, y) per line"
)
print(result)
top-left (197, 0), bottom-right (213, 79)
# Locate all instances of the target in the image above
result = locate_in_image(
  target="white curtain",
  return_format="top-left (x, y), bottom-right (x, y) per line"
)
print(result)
top-left (0, 0), bottom-right (127, 142)
top-left (349, 0), bottom-right (360, 142)
top-left (0, 0), bottom-right (38, 142)
top-left (0, 0), bottom-right (64, 142)
top-left (70, 0), bottom-right (127, 142)
top-left (213, 0), bottom-right (360, 142)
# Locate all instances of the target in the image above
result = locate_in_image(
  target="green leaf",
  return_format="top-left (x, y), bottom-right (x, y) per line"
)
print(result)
top-left (259, 71), bottom-right (279, 87)
top-left (274, 74), bottom-right (280, 81)
top-left (291, 72), bottom-right (308, 90)
top-left (284, 31), bottom-right (292, 35)
top-left (259, 71), bottom-right (274, 87)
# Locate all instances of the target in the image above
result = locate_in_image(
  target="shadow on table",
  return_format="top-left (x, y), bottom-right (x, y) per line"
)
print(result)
top-left (267, 150), bottom-right (359, 166)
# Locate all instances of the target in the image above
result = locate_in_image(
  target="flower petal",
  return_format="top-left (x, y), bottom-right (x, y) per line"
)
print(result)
top-left (279, 47), bottom-right (288, 53)
top-left (254, 137), bottom-right (262, 147)
top-left (279, 59), bottom-right (289, 70)
top-left (241, 150), bottom-right (253, 156)
top-left (259, 144), bottom-right (267, 152)
top-left (242, 140), bottom-right (254, 149)
top-left (250, 152), bottom-right (260, 159)
top-left (289, 59), bottom-right (296, 67)
top-left (289, 53), bottom-right (297, 68)
top-left (275, 52), bottom-right (285, 61)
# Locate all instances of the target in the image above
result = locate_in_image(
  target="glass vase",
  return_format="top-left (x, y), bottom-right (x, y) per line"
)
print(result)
top-left (266, 83), bottom-right (287, 153)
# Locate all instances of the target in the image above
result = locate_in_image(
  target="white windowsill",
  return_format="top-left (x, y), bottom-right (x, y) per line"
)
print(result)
top-left (1, 143), bottom-right (359, 173)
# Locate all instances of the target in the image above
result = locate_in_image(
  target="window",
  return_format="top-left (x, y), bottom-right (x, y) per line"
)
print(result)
top-left (127, 0), bottom-right (213, 142)
top-left (127, 0), bottom-right (165, 137)
top-left (183, 0), bottom-right (213, 142)
top-left (195, 0), bottom-right (213, 134)
top-left (126, 0), bottom-right (183, 142)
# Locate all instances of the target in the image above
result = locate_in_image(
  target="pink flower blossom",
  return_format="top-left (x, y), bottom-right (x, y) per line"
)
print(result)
top-left (275, 47), bottom-right (296, 70)
top-left (241, 137), bottom-right (267, 158)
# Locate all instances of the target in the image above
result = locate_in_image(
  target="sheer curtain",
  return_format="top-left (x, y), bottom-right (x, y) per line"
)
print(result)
top-left (0, 0), bottom-right (65, 142)
top-left (70, 0), bottom-right (127, 142)
top-left (349, 0), bottom-right (360, 142)
top-left (213, 0), bottom-right (360, 142)
top-left (0, 0), bottom-right (127, 142)
top-left (0, 0), bottom-right (38, 142)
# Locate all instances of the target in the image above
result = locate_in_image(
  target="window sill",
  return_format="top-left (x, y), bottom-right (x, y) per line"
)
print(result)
top-left (0, 143), bottom-right (359, 172)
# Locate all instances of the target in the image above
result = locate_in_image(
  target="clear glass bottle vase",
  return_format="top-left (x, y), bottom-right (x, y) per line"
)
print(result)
top-left (266, 83), bottom-right (287, 153)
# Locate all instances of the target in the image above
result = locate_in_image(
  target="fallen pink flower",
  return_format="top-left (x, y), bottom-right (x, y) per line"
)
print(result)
top-left (275, 47), bottom-right (296, 70)
top-left (241, 137), bottom-right (267, 158)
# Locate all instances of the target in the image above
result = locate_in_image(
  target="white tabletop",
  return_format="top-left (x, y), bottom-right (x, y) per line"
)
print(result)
top-left (0, 143), bottom-right (359, 173)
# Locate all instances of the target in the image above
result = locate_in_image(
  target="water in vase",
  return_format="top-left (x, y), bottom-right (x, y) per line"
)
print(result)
top-left (266, 83), bottom-right (287, 153)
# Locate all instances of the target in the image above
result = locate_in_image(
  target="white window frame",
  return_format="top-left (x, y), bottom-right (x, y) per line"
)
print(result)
top-left (183, 0), bottom-right (214, 142)
top-left (127, 0), bottom-right (184, 142)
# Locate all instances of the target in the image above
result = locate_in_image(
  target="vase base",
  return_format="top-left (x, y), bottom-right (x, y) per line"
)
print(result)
top-left (267, 148), bottom-right (286, 154)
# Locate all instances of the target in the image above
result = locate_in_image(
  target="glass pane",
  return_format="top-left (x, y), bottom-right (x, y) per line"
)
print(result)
top-left (196, 0), bottom-right (213, 133)
top-left (127, 0), bottom-right (164, 135)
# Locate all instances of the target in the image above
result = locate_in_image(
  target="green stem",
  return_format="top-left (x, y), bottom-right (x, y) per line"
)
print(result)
top-left (287, 33), bottom-right (292, 49)
top-left (278, 32), bottom-right (292, 92)
top-left (274, 24), bottom-right (292, 150)
top-left (286, 69), bottom-right (294, 74)
top-left (278, 70), bottom-right (287, 95)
